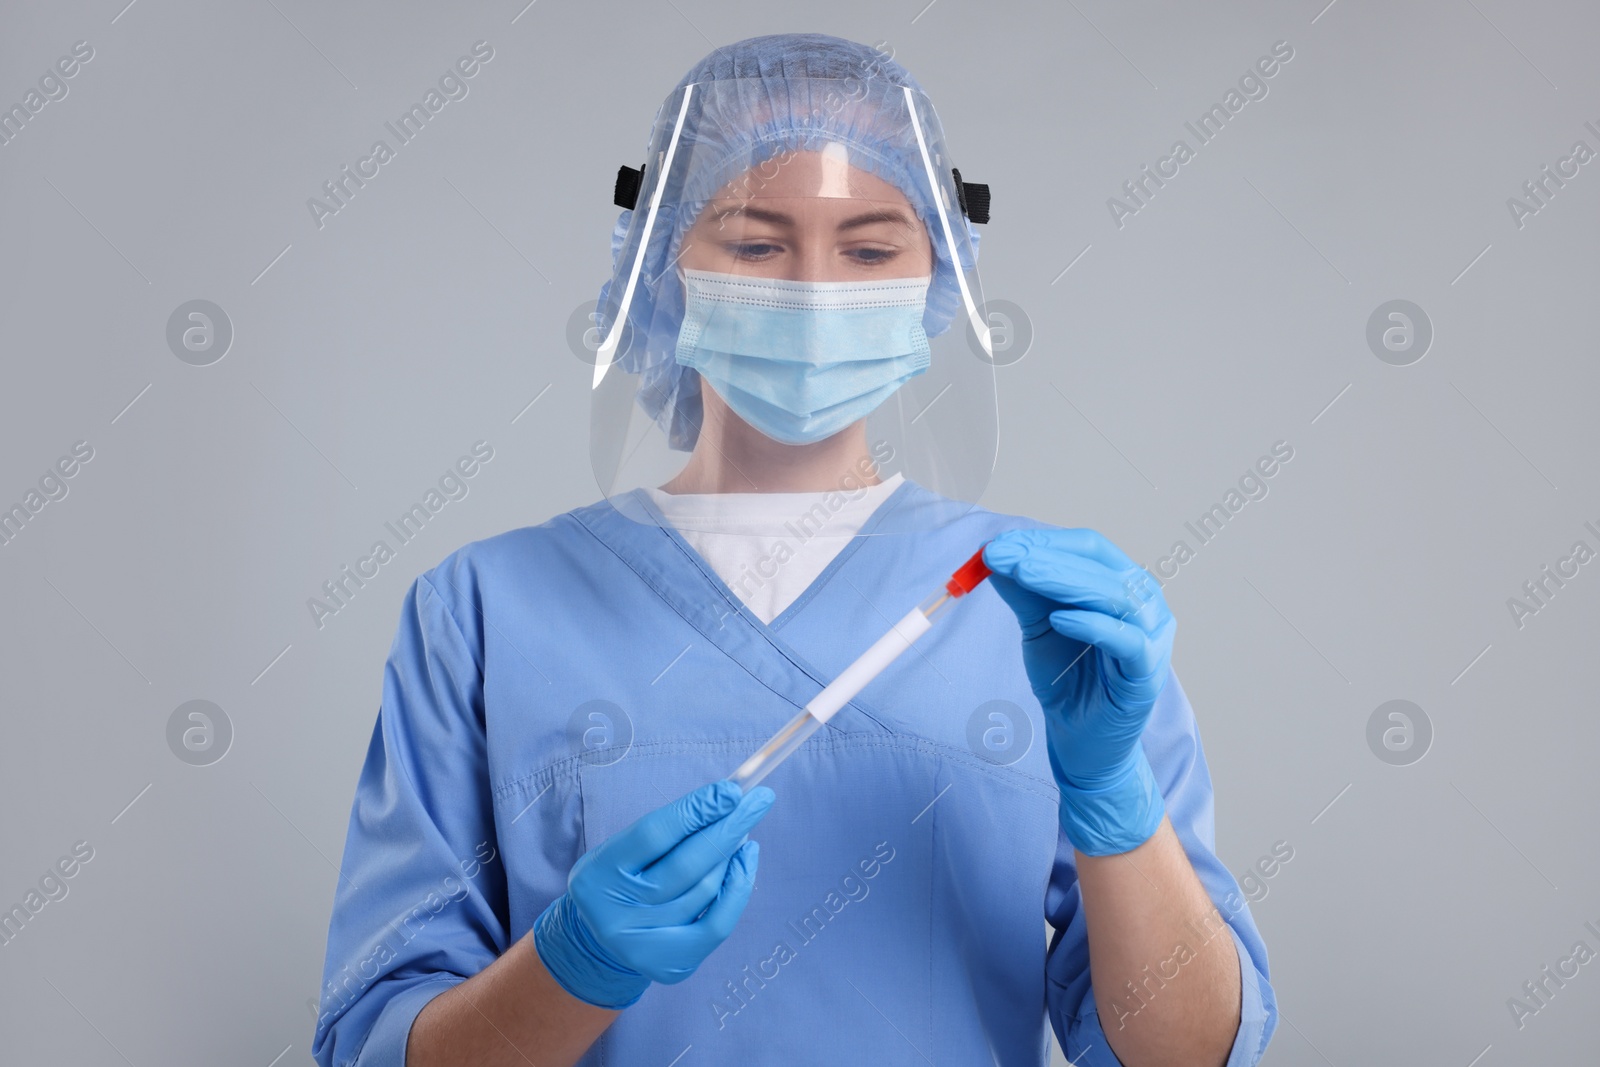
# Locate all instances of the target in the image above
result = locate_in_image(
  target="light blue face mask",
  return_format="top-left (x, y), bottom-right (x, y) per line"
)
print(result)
top-left (674, 268), bottom-right (933, 446)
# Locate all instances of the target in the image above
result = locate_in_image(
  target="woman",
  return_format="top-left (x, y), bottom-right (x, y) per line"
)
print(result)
top-left (312, 33), bottom-right (1276, 1067)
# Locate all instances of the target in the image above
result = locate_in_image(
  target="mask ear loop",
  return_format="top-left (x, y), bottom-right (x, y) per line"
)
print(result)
top-left (902, 85), bottom-right (993, 361)
top-left (594, 83), bottom-right (697, 389)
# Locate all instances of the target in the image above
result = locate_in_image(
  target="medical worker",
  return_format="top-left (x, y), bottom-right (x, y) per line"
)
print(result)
top-left (313, 33), bottom-right (1277, 1067)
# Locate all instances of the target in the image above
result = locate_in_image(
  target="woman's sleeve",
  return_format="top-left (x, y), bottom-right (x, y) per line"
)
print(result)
top-left (1044, 668), bottom-right (1279, 1066)
top-left (310, 571), bottom-right (510, 1067)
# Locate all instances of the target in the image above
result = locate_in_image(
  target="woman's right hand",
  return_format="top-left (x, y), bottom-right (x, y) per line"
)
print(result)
top-left (532, 779), bottom-right (775, 1009)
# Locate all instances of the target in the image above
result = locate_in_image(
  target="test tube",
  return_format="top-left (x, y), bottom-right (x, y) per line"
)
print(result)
top-left (727, 546), bottom-right (993, 792)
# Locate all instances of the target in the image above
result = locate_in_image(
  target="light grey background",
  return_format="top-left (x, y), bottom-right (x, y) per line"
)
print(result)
top-left (2, 1), bottom-right (1596, 1064)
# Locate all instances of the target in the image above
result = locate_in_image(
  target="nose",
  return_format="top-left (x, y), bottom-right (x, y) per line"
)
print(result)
top-left (785, 244), bottom-right (842, 284)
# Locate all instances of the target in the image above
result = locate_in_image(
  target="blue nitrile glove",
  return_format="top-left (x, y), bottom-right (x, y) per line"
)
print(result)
top-left (532, 779), bottom-right (774, 1009)
top-left (983, 529), bottom-right (1174, 856)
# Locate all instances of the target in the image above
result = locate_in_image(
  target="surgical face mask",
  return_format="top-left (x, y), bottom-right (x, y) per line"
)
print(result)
top-left (674, 267), bottom-right (932, 445)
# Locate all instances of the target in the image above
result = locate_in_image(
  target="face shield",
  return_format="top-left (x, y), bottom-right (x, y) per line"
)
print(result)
top-left (590, 74), bottom-right (996, 535)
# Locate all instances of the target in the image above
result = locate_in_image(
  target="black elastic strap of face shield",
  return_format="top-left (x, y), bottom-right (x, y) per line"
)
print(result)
top-left (951, 168), bottom-right (990, 224)
top-left (614, 163), bottom-right (646, 209)
top-left (613, 160), bottom-right (990, 223)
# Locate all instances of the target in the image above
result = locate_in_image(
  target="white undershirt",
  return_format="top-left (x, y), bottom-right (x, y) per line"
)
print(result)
top-left (645, 473), bottom-right (905, 624)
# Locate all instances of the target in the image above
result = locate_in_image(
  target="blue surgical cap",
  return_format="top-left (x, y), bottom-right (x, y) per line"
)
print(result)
top-left (596, 33), bottom-right (982, 450)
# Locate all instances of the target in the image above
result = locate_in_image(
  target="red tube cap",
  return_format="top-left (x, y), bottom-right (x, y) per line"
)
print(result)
top-left (945, 545), bottom-right (993, 597)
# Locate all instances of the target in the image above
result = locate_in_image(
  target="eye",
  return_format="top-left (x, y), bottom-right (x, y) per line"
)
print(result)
top-left (848, 247), bottom-right (900, 265)
top-left (729, 242), bottom-right (783, 260)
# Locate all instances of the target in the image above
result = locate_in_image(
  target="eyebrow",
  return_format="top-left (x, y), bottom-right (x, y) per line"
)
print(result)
top-left (711, 205), bottom-right (915, 231)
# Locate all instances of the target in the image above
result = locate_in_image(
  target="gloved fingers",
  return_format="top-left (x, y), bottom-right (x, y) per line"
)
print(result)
top-left (987, 532), bottom-right (1168, 630)
top-left (695, 839), bottom-right (760, 942)
top-left (602, 779), bottom-right (743, 874)
top-left (979, 566), bottom-right (1059, 637)
top-left (989, 527), bottom-right (1138, 573)
top-left (997, 552), bottom-right (1157, 632)
top-left (634, 786), bottom-right (773, 904)
top-left (985, 543), bottom-right (1126, 628)
top-left (1047, 608), bottom-right (1168, 682)
top-left (1106, 614), bottom-right (1177, 690)
top-left (1043, 559), bottom-right (1167, 638)
top-left (647, 837), bottom-right (750, 925)
top-left (656, 840), bottom-right (760, 981)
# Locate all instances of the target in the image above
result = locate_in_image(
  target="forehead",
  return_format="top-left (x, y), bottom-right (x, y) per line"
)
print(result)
top-left (707, 144), bottom-right (913, 205)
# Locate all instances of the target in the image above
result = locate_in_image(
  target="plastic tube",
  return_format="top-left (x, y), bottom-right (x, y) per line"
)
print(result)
top-left (727, 545), bottom-right (992, 792)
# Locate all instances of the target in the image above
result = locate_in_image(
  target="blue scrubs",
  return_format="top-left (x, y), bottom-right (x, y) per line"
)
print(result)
top-left (311, 480), bottom-right (1277, 1066)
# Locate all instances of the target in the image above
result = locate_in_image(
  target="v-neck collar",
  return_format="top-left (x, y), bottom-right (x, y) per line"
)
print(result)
top-left (639, 474), bottom-right (907, 630)
top-left (571, 478), bottom-right (925, 727)
top-left (635, 475), bottom-right (916, 633)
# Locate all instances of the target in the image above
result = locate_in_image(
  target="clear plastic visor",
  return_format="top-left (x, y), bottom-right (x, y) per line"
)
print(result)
top-left (589, 77), bottom-right (997, 536)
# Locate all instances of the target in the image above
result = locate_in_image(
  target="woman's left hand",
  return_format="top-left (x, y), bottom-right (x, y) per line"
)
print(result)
top-left (982, 528), bottom-right (1174, 854)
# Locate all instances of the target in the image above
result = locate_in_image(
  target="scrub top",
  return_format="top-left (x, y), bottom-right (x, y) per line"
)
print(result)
top-left (310, 478), bottom-right (1278, 1066)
